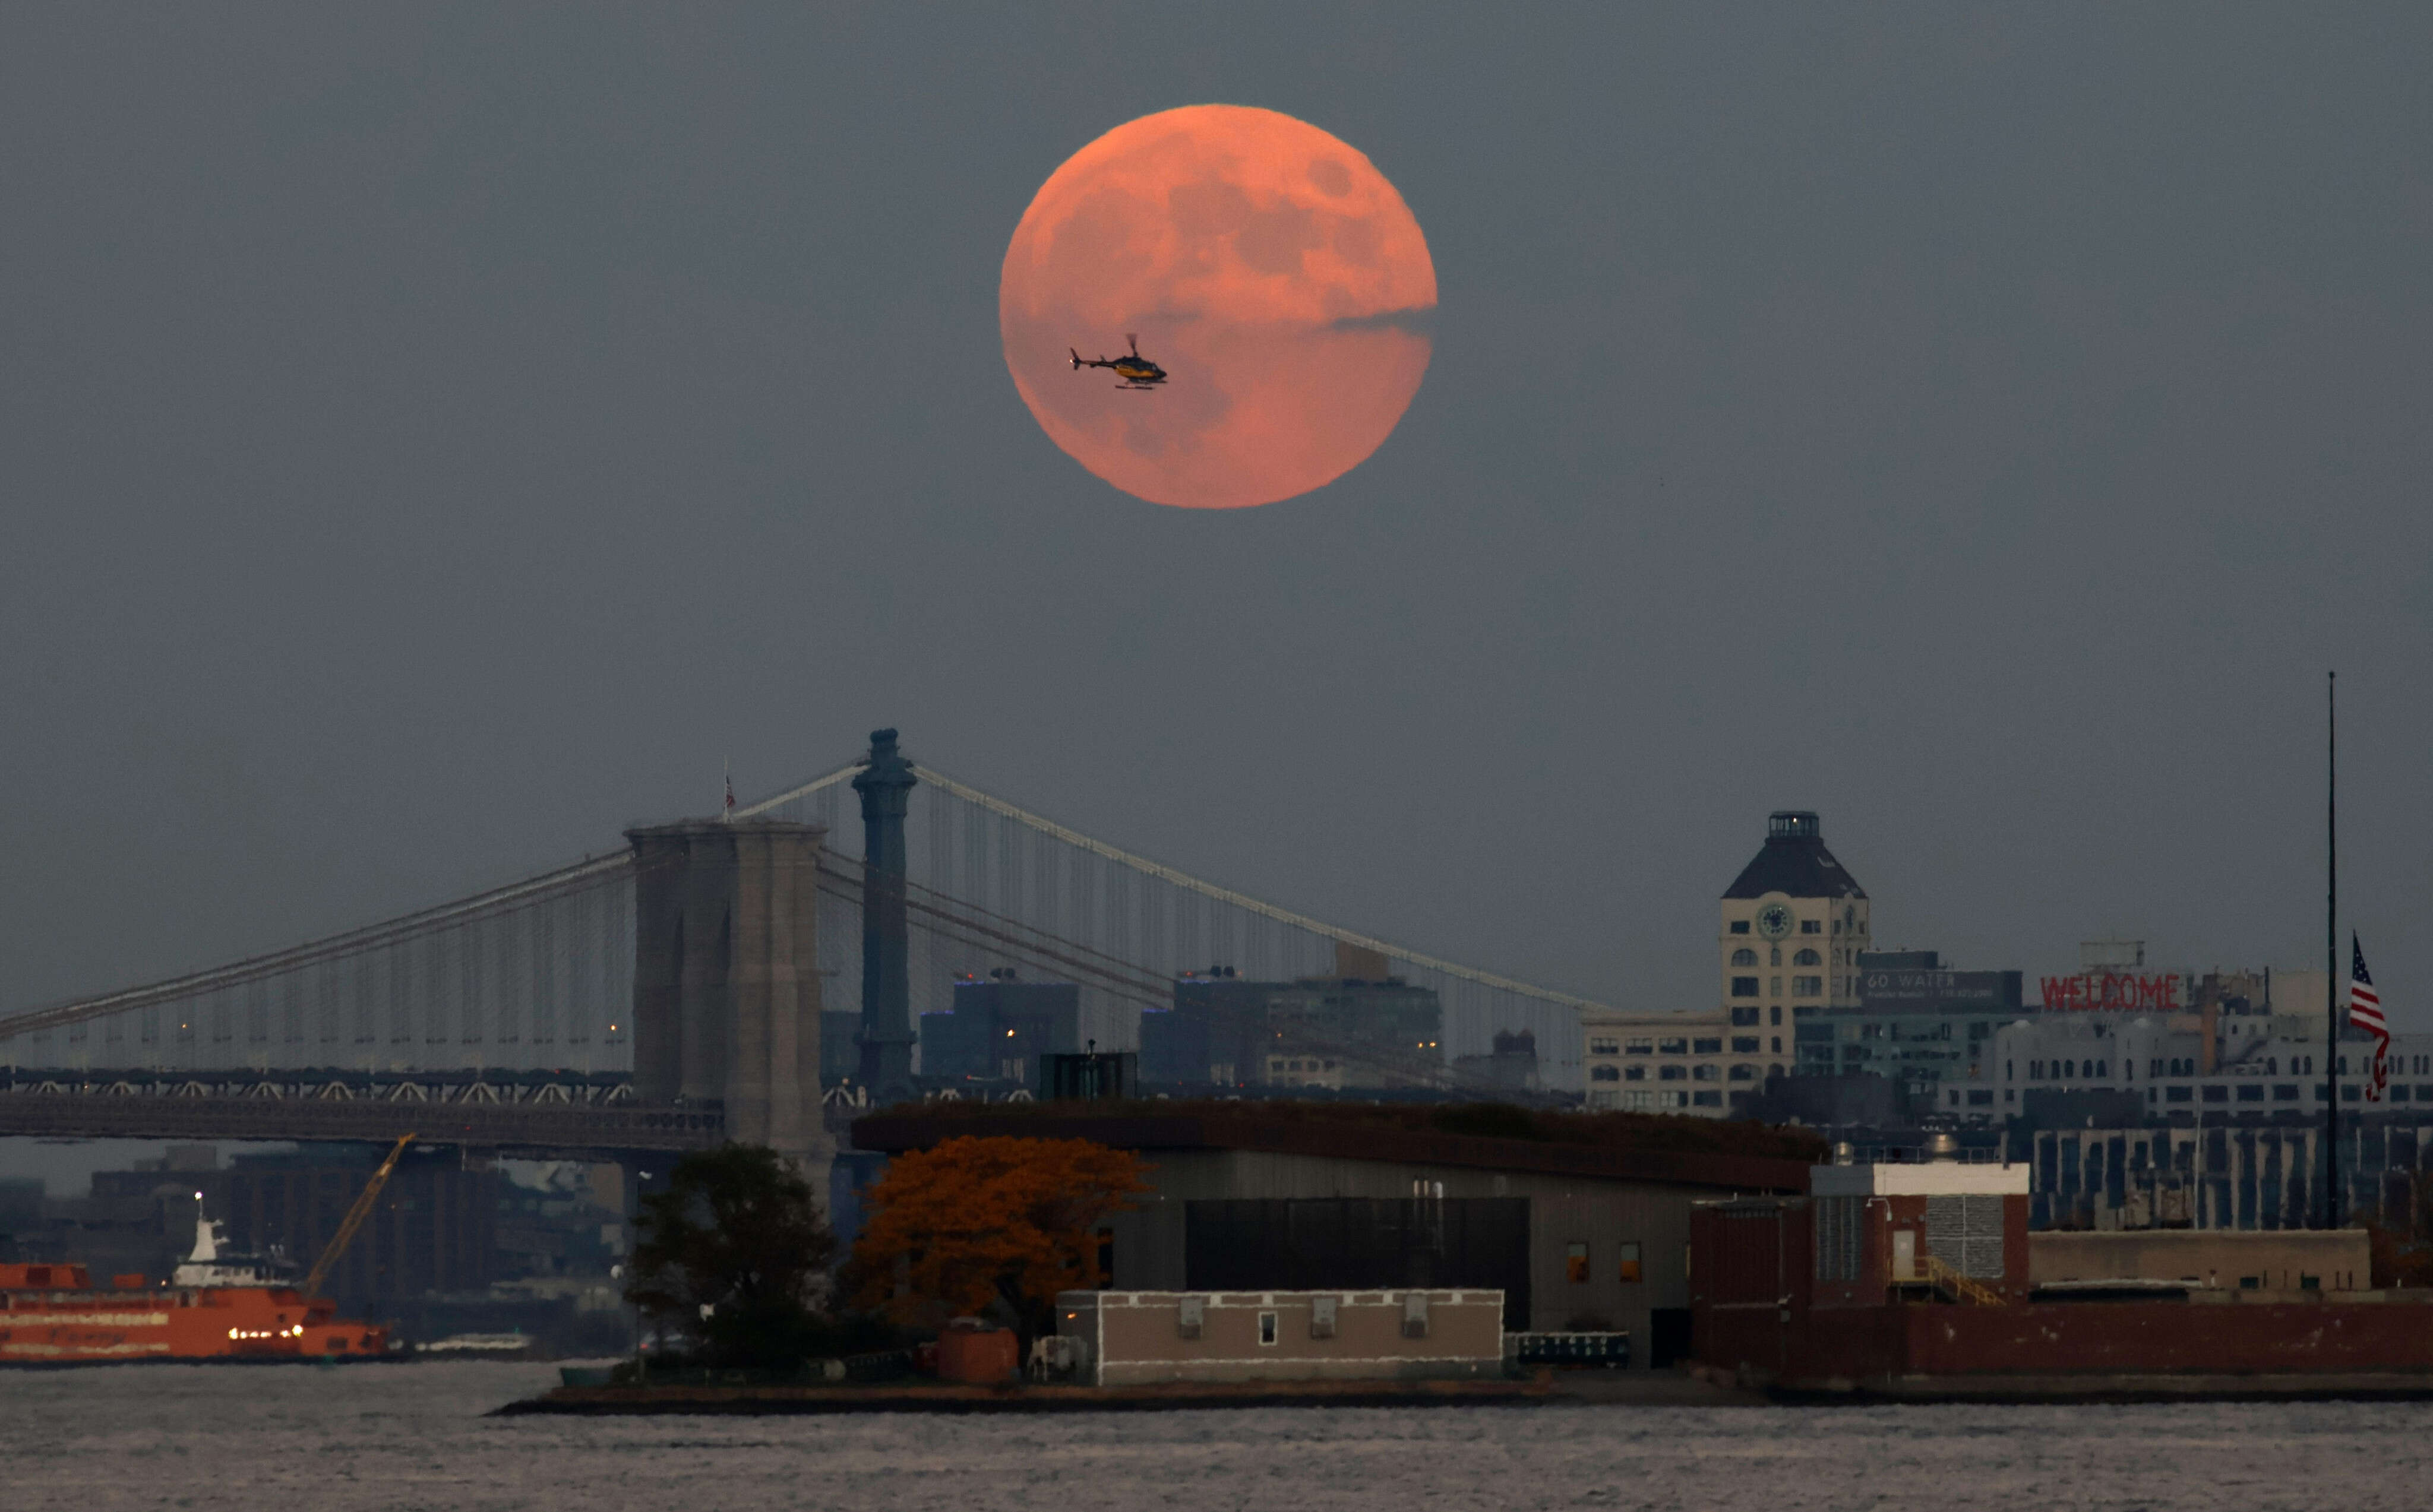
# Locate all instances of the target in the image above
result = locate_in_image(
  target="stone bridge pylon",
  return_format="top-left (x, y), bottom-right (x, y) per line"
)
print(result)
top-left (625, 817), bottom-right (833, 1184)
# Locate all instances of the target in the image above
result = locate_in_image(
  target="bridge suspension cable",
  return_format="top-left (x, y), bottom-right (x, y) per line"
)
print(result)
top-left (0, 853), bottom-right (631, 1045)
top-left (910, 766), bottom-right (1613, 1017)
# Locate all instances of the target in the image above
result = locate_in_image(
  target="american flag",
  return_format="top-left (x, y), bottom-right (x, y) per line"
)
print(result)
top-left (2350, 934), bottom-right (2390, 1101)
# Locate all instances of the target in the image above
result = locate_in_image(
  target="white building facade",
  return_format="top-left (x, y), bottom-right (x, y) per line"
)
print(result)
top-left (1582, 811), bottom-right (1872, 1116)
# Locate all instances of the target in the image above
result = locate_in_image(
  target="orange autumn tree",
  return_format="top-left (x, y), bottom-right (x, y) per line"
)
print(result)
top-left (847, 1135), bottom-right (1150, 1339)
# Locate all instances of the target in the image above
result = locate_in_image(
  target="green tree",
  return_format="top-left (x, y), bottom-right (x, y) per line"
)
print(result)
top-left (624, 1143), bottom-right (837, 1368)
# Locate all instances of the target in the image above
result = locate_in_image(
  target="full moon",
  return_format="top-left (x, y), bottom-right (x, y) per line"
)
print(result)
top-left (1000, 106), bottom-right (1437, 510)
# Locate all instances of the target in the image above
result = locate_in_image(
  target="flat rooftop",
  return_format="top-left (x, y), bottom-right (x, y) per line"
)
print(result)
top-left (853, 1100), bottom-right (1822, 1193)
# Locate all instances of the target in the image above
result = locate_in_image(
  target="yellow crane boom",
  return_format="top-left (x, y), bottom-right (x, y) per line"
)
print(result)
top-left (301, 1132), bottom-right (415, 1298)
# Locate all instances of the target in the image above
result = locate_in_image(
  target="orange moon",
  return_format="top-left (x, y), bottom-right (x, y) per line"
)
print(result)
top-left (1000, 106), bottom-right (1437, 510)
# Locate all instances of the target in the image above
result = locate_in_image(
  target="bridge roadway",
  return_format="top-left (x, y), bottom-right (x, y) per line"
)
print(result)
top-left (0, 1071), bottom-right (726, 1159)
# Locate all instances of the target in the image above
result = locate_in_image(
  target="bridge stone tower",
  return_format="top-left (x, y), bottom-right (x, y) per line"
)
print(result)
top-left (853, 728), bottom-right (918, 1103)
top-left (627, 818), bottom-right (832, 1183)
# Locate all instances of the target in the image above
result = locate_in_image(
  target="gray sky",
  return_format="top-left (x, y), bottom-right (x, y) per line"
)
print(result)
top-left (2, 4), bottom-right (2428, 1052)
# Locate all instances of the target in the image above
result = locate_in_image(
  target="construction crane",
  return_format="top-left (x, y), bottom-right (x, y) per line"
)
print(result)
top-left (300, 1132), bottom-right (414, 1298)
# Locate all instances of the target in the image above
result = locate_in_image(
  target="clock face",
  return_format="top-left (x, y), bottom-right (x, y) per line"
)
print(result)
top-left (1756, 903), bottom-right (1793, 941)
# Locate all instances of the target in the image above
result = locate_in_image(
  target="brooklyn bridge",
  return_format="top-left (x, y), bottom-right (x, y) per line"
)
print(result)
top-left (0, 731), bottom-right (1606, 1168)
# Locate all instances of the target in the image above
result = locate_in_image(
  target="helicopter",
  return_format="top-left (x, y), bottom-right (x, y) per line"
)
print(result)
top-left (1069, 333), bottom-right (1167, 390)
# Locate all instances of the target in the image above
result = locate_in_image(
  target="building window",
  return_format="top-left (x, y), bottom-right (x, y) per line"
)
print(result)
top-left (1793, 948), bottom-right (1821, 966)
top-left (2272, 1084), bottom-right (2299, 1101)
top-left (1623, 1065), bottom-right (1645, 1081)
top-left (1730, 1006), bottom-right (1760, 1026)
top-left (2235, 1083), bottom-right (2264, 1102)
top-left (1730, 948), bottom-right (1758, 967)
top-left (1658, 1037), bottom-right (1688, 1055)
top-left (1692, 1090), bottom-right (1722, 1107)
top-left (1967, 1089), bottom-right (1993, 1106)
top-left (1731, 1036), bottom-right (1759, 1054)
top-left (2166, 1086), bottom-right (2193, 1103)
top-left (1792, 976), bottom-right (1823, 997)
top-left (1692, 1064), bottom-right (1720, 1081)
top-left (1693, 1037), bottom-right (1722, 1055)
top-left (1588, 1037), bottom-right (1620, 1055)
top-left (1617, 1242), bottom-right (1643, 1284)
top-left (1590, 1065), bottom-right (1620, 1082)
top-left (1658, 1065), bottom-right (1686, 1081)
top-left (1815, 1197), bottom-right (1861, 1282)
top-left (1771, 1036), bottom-right (1781, 1053)
top-left (1728, 1064), bottom-right (1755, 1081)
top-left (1729, 920), bottom-right (1750, 934)
top-left (1259, 1311), bottom-right (1278, 1346)
top-left (1625, 1037), bottom-right (1653, 1055)
top-left (1565, 1242), bottom-right (1590, 1283)
top-left (1730, 977), bottom-right (1759, 998)
top-left (1661, 1090), bottom-right (1688, 1108)
top-left (1800, 919), bottom-right (1822, 934)
top-left (2201, 1084), bottom-right (2227, 1103)
top-left (1770, 976), bottom-right (1783, 995)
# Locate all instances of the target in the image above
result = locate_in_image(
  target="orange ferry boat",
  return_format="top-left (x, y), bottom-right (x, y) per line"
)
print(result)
top-left (0, 1210), bottom-right (390, 1364)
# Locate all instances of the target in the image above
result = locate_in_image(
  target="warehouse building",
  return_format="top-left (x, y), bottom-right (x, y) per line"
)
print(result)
top-left (855, 1103), bottom-right (1814, 1367)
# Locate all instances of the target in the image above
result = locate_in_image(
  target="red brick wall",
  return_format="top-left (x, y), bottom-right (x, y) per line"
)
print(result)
top-left (1903, 1302), bottom-right (2433, 1375)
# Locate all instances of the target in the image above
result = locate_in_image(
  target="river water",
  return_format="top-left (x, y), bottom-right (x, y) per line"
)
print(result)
top-left (3, 1361), bottom-right (2429, 1510)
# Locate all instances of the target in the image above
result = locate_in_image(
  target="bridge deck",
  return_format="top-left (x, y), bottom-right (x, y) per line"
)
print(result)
top-left (0, 1090), bottom-right (724, 1158)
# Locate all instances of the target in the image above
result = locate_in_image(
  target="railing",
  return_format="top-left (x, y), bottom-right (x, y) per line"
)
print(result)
top-left (1922, 1254), bottom-right (2004, 1307)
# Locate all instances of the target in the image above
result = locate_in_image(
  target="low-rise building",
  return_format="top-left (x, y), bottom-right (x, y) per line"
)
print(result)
top-left (1579, 1005), bottom-right (1780, 1116)
top-left (919, 972), bottom-right (1083, 1087)
top-left (1821, 951), bottom-right (2026, 1110)
top-left (1140, 960), bottom-right (1443, 1092)
top-left (1054, 1288), bottom-right (1505, 1386)
top-left (1692, 1154), bottom-right (2428, 1394)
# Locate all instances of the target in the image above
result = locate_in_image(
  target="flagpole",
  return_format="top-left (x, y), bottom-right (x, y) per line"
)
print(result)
top-left (2325, 670), bottom-right (2339, 1229)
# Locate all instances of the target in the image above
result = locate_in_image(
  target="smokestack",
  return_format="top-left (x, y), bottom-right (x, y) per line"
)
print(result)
top-left (854, 728), bottom-right (918, 1099)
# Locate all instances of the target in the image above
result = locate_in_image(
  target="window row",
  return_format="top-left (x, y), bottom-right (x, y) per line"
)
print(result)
top-left (1727, 947), bottom-right (1830, 967)
top-left (1729, 915), bottom-right (1858, 935)
top-left (1591, 1088), bottom-right (1724, 1110)
top-left (1729, 976), bottom-right (1830, 999)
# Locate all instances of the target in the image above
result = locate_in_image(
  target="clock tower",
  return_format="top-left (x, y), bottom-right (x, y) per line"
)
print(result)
top-left (1719, 811), bottom-right (1869, 1073)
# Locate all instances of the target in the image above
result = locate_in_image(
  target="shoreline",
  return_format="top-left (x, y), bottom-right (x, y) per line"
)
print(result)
top-left (497, 1368), bottom-right (2433, 1415)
